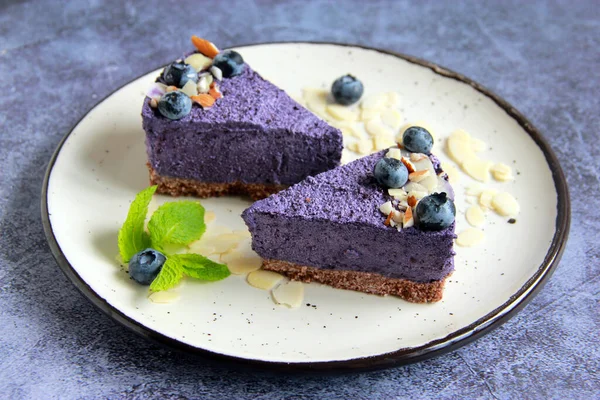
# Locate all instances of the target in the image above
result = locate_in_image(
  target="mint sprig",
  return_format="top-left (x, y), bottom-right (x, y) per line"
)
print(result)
top-left (150, 254), bottom-right (230, 292)
top-left (118, 185), bottom-right (230, 292)
top-left (148, 201), bottom-right (206, 251)
top-left (118, 185), bottom-right (156, 262)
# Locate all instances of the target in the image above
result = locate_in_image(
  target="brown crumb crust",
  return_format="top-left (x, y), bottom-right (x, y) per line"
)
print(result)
top-left (148, 164), bottom-right (286, 200)
top-left (263, 259), bottom-right (449, 303)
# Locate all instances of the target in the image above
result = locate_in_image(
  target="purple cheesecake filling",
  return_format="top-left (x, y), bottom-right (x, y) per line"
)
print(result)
top-left (142, 65), bottom-right (342, 185)
top-left (243, 151), bottom-right (456, 282)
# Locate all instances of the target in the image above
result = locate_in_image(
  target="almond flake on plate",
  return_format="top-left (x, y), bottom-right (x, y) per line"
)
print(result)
top-left (361, 109), bottom-right (381, 121)
top-left (479, 189), bottom-right (498, 210)
top-left (348, 139), bottom-right (373, 155)
top-left (361, 93), bottom-right (387, 110)
top-left (491, 192), bottom-right (520, 216)
top-left (221, 239), bottom-right (262, 275)
top-left (466, 205), bottom-right (486, 227)
top-left (456, 228), bottom-right (485, 247)
top-left (491, 163), bottom-right (514, 182)
top-left (381, 109), bottom-right (402, 130)
top-left (247, 270), bottom-right (284, 291)
top-left (148, 291), bottom-right (181, 304)
top-left (386, 92), bottom-right (401, 107)
top-left (204, 211), bottom-right (216, 224)
top-left (441, 162), bottom-right (461, 184)
top-left (326, 104), bottom-right (359, 121)
top-left (471, 137), bottom-right (488, 152)
top-left (272, 281), bottom-right (304, 308)
top-left (373, 132), bottom-right (396, 151)
top-left (462, 157), bottom-right (493, 182)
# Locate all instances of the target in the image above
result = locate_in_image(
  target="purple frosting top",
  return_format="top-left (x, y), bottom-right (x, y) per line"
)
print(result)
top-left (246, 150), bottom-right (452, 233)
top-left (142, 63), bottom-right (335, 135)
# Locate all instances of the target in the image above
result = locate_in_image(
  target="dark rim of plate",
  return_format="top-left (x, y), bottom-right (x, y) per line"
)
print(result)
top-left (41, 41), bottom-right (571, 374)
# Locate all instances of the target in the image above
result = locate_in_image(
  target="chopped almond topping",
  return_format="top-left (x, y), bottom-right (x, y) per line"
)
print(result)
top-left (403, 206), bottom-right (414, 228)
top-left (191, 94), bottom-right (215, 108)
top-left (407, 195), bottom-right (417, 207)
top-left (401, 157), bottom-right (416, 173)
top-left (397, 142), bottom-right (405, 149)
top-left (209, 86), bottom-right (222, 99)
top-left (408, 169), bottom-right (431, 182)
top-left (409, 153), bottom-right (428, 162)
top-left (166, 86), bottom-right (178, 92)
top-left (384, 211), bottom-right (394, 226)
top-left (191, 35), bottom-right (220, 58)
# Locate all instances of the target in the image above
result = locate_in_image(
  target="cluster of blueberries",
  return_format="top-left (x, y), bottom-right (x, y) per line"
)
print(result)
top-left (157, 50), bottom-right (245, 120)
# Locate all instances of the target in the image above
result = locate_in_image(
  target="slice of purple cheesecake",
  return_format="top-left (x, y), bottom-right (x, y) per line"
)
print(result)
top-left (242, 147), bottom-right (457, 303)
top-left (142, 36), bottom-right (342, 200)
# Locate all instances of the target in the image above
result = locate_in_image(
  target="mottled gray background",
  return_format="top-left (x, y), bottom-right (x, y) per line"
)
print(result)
top-left (1, 0), bottom-right (598, 398)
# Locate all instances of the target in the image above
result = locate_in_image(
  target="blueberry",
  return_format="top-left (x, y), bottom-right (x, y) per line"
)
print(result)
top-left (163, 62), bottom-right (198, 87)
top-left (331, 74), bottom-right (364, 105)
top-left (128, 248), bottom-right (166, 285)
top-left (158, 91), bottom-right (192, 120)
top-left (373, 157), bottom-right (409, 188)
top-left (402, 126), bottom-right (434, 154)
top-left (212, 50), bottom-right (245, 78)
top-left (415, 193), bottom-right (456, 231)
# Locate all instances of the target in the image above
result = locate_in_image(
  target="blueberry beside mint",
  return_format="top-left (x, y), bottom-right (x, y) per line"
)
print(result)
top-left (331, 74), bottom-right (364, 105)
top-left (403, 126), bottom-right (434, 154)
top-left (373, 157), bottom-right (409, 189)
top-left (158, 91), bottom-right (192, 120)
top-left (212, 50), bottom-right (245, 78)
top-left (128, 248), bottom-right (166, 285)
top-left (415, 193), bottom-right (456, 231)
top-left (163, 61), bottom-right (198, 87)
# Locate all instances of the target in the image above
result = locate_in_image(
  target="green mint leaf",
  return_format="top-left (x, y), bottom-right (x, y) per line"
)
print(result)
top-left (118, 186), bottom-right (157, 262)
top-left (170, 253), bottom-right (230, 281)
top-left (149, 257), bottom-right (183, 292)
top-left (148, 201), bottom-right (206, 251)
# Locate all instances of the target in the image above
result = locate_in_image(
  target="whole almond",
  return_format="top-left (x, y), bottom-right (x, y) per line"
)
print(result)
top-left (191, 35), bottom-right (220, 58)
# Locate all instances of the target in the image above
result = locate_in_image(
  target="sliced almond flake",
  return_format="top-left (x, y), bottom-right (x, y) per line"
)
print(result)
top-left (420, 175), bottom-right (439, 192)
top-left (386, 92), bottom-right (401, 108)
top-left (493, 170), bottom-right (515, 182)
top-left (348, 139), bottom-right (373, 155)
top-left (272, 281), bottom-right (304, 308)
top-left (222, 251), bottom-right (262, 275)
top-left (471, 137), bottom-right (487, 152)
top-left (379, 201), bottom-right (394, 215)
top-left (381, 109), bottom-right (402, 130)
top-left (365, 119), bottom-right (393, 137)
top-left (462, 157), bottom-right (493, 182)
top-left (456, 228), bottom-right (485, 247)
top-left (373, 132), bottom-right (396, 151)
top-left (401, 157), bottom-right (416, 173)
top-left (446, 131), bottom-right (477, 165)
top-left (479, 189), bottom-right (498, 209)
top-left (203, 233), bottom-right (245, 254)
top-left (197, 76), bottom-right (210, 94)
top-left (466, 205), bottom-right (486, 227)
top-left (491, 192), bottom-right (520, 216)
top-left (204, 211), bottom-right (216, 224)
top-left (341, 125), bottom-right (364, 139)
top-left (388, 188), bottom-right (408, 200)
top-left (326, 104), bottom-right (359, 121)
top-left (247, 270), bottom-right (284, 291)
top-left (386, 148), bottom-right (402, 160)
top-left (491, 163), bottom-right (514, 182)
top-left (148, 291), bottom-right (180, 304)
top-left (187, 241), bottom-right (217, 256)
top-left (403, 206), bottom-right (414, 228)
top-left (361, 93), bottom-right (387, 110)
top-left (465, 184), bottom-right (484, 196)
top-left (184, 53), bottom-right (213, 71)
top-left (210, 66), bottom-right (223, 81)
top-left (403, 181), bottom-right (427, 193)
top-left (361, 109), bottom-right (381, 121)
top-left (409, 153), bottom-right (428, 162)
top-left (441, 162), bottom-right (461, 184)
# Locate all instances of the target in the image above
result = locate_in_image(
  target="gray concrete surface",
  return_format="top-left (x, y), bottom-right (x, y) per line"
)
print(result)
top-left (0, 0), bottom-right (598, 398)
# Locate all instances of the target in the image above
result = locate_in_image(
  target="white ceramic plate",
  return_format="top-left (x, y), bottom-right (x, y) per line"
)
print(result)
top-left (42, 43), bottom-right (569, 372)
